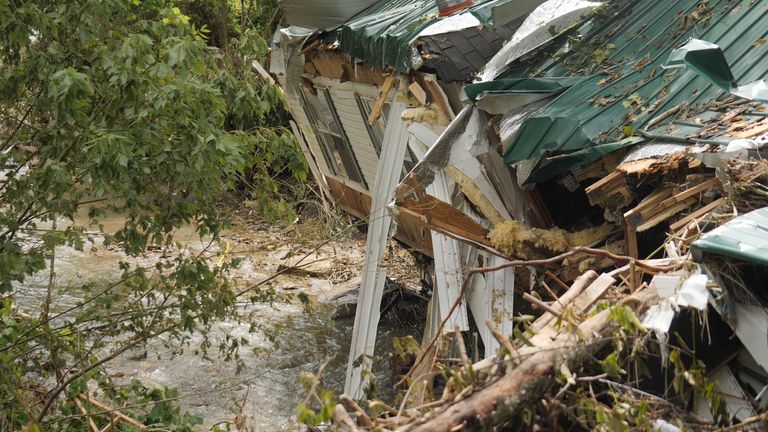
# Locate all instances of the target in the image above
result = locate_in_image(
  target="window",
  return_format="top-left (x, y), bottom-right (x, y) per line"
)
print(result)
top-left (301, 86), bottom-right (367, 187)
top-left (355, 94), bottom-right (417, 174)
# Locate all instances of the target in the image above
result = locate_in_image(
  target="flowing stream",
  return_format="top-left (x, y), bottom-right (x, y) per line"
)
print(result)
top-left (12, 212), bottom-right (421, 431)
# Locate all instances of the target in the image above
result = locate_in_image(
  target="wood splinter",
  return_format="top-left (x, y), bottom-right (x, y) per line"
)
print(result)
top-left (368, 75), bottom-right (397, 125)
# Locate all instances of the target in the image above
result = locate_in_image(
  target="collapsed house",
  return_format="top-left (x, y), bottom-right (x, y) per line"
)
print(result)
top-left (272, 0), bottom-right (768, 428)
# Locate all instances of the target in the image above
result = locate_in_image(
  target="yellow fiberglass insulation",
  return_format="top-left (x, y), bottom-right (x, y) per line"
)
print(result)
top-left (488, 220), bottom-right (614, 260)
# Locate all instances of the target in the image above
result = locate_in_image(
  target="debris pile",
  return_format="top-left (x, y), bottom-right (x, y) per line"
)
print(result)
top-left (725, 159), bottom-right (768, 212)
top-left (328, 123), bottom-right (768, 432)
top-left (325, 31), bottom-right (768, 432)
top-left (271, 0), bottom-right (768, 429)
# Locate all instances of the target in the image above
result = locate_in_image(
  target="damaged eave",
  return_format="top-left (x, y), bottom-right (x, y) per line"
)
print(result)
top-left (692, 207), bottom-right (768, 266)
top-left (304, 0), bottom-right (539, 83)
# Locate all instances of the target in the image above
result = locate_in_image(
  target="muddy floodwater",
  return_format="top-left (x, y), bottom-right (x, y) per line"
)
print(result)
top-left (13, 211), bottom-right (422, 431)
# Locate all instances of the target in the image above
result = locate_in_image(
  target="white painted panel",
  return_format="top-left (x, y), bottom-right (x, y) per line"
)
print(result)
top-left (345, 102), bottom-right (409, 399)
top-left (407, 128), bottom-right (468, 331)
top-left (463, 245), bottom-right (492, 352)
top-left (408, 121), bottom-right (515, 358)
top-left (289, 120), bottom-right (331, 210)
top-left (732, 303), bottom-right (768, 369)
top-left (711, 366), bottom-right (757, 421)
top-left (429, 171), bottom-right (469, 332)
top-left (488, 254), bottom-right (515, 357)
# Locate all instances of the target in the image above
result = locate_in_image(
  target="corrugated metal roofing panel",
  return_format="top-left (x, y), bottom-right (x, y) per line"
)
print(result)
top-left (280, 0), bottom-right (380, 29)
top-left (336, 0), bottom-right (520, 73)
top-left (498, 0), bottom-right (768, 181)
top-left (692, 207), bottom-right (768, 266)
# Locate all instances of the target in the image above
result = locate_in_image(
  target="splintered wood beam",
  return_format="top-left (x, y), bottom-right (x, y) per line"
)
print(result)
top-left (661, 177), bottom-right (720, 205)
top-left (325, 176), bottom-right (433, 257)
top-left (625, 223), bottom-right (639, 259)
top-left (623, 188), bottom-right (673, 222)
top-left (530, 270), bottom-right (598, 332)
top-left (585, 171), bottom-right (623, 202)
top-left (571, 273), bottom-right (616, 312)
top-left (522, 273), bottom-right (615, 350)
top-left (423, 75), bottom-right (455, 121)
top-left (252, 60), bottom-right (275, 85)
top-left (624, 177), bottom-right (721, 231)
top-left (669, 197), bottom-right (725, 232)
top-left (731, 117), bottom-right (768, 138)
top-left (636, 201), bottom-right (694, 231)
top-left (527, 187), bottom-right (555, 229)
top-left (368, 75), bottom-right (397, 125)
top-left (585, 170), bottom-right (633, 208)
top-left (397, 195), bottom-right (492, 249)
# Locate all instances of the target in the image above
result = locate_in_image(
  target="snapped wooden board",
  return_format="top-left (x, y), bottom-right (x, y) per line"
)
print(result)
top-left (325, 176), bottom-right (433, 257)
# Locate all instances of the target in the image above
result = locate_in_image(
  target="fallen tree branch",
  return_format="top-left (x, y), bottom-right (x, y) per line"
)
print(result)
top-left (715, 411), bottom-right (768, 431)
top-left (399, 288), bottom-right (660, 432)
top-left (485, 321), bottom-right (518, 364)
top-left (334, 404), bottom-right (362, 432)
top-left (80, 396), bottom-right (146, 431)
top-left (339, 394), bottom-right (373, 428)
top-left (300, 356), bottom-right (332, 408)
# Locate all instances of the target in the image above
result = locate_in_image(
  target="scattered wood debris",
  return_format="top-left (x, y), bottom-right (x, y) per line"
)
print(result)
top-left (725, 158), bottom-right (768, 211)
top-left (325, 106), bottom-right (768, 432)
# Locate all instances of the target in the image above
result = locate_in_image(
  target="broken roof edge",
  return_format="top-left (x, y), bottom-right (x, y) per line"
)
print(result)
top-left (478, 0), bottom-right (603, 81)
top-left (664, 38), bottom-right (768, 103)
top-left (321, 0), bottom-right (542, 76)
top-left (691, 207), bottom-right (768, 266)
top-left (463, 76), bottom-right (584, 102)
top-left (523, 136), bottom-right (645, 185)
top-left (492, 1), bottom-right (768, 186)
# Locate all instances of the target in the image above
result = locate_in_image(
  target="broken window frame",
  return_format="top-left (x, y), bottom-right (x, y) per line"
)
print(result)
top-left (355, 93), bottom-right (417, 174)
top-left (301, 86), bottom-right (367, 187)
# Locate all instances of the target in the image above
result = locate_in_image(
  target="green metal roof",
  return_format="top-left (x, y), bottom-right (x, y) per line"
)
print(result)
top-left (337, 0), bottom-right (508, 72)
top-left (692, 208), bottom-right (768, 266)
top-left (464, 76), bottom-right (583, 102)
top-left (497, 0), bottom-right (768, 182)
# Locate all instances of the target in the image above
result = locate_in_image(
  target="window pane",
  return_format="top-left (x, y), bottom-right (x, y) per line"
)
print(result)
top-left (356, 95), bottom-right (387, 155)
top-left (301, 86), bottom-right (366, 186)
top-left (320, 89), bottom-right (365, 185)
top-left (300, 88), bottom-right (344, 176)
top-left (355, 93), bottom-right (417, 176)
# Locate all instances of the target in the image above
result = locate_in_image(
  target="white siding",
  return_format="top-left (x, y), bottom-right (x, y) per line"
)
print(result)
top-left (285, 92), bottom-right (368, 192)
top-left (328, 86), bottom-right (380, 189)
